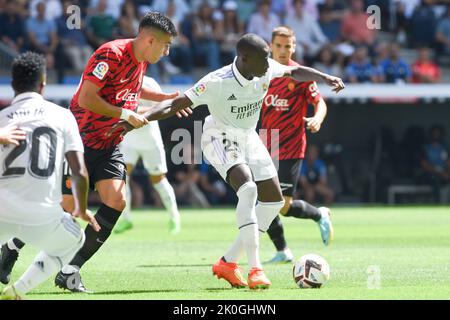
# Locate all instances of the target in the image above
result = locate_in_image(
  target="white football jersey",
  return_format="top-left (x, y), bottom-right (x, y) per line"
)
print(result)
top-left (0, 92), bottom-right (83, 225)
top-left (122, 76), bottom-right (163, 150)
top-left (184, 57), bottom-right (292, 131)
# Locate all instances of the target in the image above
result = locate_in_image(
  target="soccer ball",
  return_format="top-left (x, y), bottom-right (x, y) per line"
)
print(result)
top-left (293, 254), bottom-right (330, 288)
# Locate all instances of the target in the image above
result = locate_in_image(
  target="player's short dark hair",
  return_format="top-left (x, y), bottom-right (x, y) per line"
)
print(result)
top-left (139, 11), bottom-right (178, 36)
top-left (236, 33), bottom-right (268, 56)
top-left (11, 51), bottom-right (46, 93)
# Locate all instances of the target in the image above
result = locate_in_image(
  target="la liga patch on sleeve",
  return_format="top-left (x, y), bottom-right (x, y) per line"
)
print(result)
top-left (193, 83), bottom-right (206, 96)
top-left (92, 62), bottom-right (109, 80)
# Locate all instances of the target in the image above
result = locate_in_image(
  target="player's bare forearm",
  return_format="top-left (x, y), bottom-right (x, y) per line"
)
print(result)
top-left (140, 86), bottom-right (179, 102)
top-left (78, 80), bottom-right (122, 118)
top-left (313, 98), bottom-right (327, 123)
top-left (65, 151), bottom-right (89, 213)
top-left (289, 66), bottom-right (327, 82)
top-left (289, 67), bottom-right (345, 93)
top-left (143, 96), bottom-right (193, 121)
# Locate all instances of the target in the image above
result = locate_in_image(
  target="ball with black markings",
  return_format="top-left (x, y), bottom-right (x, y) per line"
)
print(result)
top-left (293, 254), bottom-right (330, 288)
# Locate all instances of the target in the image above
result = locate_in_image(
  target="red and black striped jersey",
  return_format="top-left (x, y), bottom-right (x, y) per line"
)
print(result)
top-left (70, 39), bottom-right (148, 150)
top-left (260, 59), bottom-right (322, 160)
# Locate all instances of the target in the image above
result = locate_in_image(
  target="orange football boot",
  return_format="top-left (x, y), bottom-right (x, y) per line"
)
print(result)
top-left (248, 267), bottom-right (271, 290)
top-left (212, 258), bottom-right (248, 288)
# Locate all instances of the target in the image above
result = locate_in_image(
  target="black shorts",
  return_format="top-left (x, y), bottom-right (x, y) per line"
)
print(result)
top-left (62, 160), bottom-right (72, 195)
top-left (84, 145), bottom-right (127, 190)
top-left (278, 159), bottom-right (303, 197)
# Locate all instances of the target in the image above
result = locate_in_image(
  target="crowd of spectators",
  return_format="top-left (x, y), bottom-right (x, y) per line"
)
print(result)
top-left (0, 0), bottom-right (449, 83)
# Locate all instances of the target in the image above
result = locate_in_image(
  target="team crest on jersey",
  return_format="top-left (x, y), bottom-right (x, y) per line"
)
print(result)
top-left (288, 82), bottom-right (296, 91)
top-left (92, 62), bottom-right (109, 80)
top-left (193, 83), bottom-right (206, 96)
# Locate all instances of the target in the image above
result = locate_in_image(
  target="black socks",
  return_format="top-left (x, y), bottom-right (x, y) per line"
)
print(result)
top-left (69, 203), bottom-right (121, 269)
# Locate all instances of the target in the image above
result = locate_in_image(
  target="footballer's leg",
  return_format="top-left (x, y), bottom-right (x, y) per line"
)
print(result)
top-left (213, 164), bottom-right (259, 288)
top-left (3, 212), bottom-right (84, 299)
top-left (268, 159), bottom-right (333, 248)
top-left (114, 162), bottom-right (135, 234)
top-left (56, 146), bottom-right (126, 293)
top-left (0, 164), bottom-right (74, 285)
top-left (243, 133), bottom-right (285, 289)
top-left (202, 128), bottom-right (255, 288)
top-left (150, 173), bottom-right (181, 234)
top-left (143, 121), bottom-right (181, 234)
top-left (0, 238), bottom-right (25, 285)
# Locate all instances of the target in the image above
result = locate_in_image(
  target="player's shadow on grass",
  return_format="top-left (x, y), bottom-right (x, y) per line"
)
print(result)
top-left (137, 263), bottom-right (212, 268)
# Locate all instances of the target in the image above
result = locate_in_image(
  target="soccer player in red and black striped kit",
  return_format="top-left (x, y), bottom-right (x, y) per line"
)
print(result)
top-left (56, 12), bottom-right (181, 292)
top-left (261, 26), bottom-right (334, 263)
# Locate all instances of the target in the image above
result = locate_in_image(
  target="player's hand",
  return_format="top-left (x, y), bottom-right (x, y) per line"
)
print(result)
top-left (127, 112), bottom-right (149, 128)
top-left (106, 120), bottom-right (134, 137)
top-left (323, 75), bottom-right (345, 93)
top-left (303, 117), bottom-right (322, 133)
top-left (0, 125), bottom-right (26, 146)
top-left (72, 208), bottom-right (101, 232)
top-left (176, 107), bottom-right (193, 118)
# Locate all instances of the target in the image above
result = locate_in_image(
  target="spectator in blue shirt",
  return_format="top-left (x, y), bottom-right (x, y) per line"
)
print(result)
top-left (299, 145), bottom-right (334, 205)
top-left (25, 1), bottom-right (59, 70)
top-left (0, 1), bottom-right (26, 54)
top-left (379, 43), bottom-right (411, 83)
top-left (420, 125), bottom-right (450, 202)
top-left (345, 46), bottom-right (381, 83)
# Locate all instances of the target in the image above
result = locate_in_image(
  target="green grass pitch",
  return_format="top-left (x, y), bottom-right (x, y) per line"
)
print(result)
top-left (7, 206), bottom-right (450, 300)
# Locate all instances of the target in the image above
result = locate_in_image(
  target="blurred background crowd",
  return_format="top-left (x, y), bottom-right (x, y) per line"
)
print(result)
top-left (1, 0), bottom-right (450, 84)
top-left (0, 0), bottom-right (449, 207)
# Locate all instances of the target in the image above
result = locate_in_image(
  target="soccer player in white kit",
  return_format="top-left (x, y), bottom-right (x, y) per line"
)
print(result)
top-left (0, 52), bottom-right (99, 299)
top-left (116, 76), bottom-right (180, 234)
top-left (110, 34), bottom-right (345, 289)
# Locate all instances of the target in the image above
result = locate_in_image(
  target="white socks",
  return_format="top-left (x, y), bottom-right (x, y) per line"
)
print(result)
top-left (7, 239), bottom-right (20, 252)
top-left (122, 174), bottom-right (132, 221)
top-left (224, 196), bottom-right (285, 269)
top-left (153, 178), bottom-right (180, 222)
top-left (224, 181), bottom-right (261, 269)
top-left (255, 200), bottom-right (285, 232)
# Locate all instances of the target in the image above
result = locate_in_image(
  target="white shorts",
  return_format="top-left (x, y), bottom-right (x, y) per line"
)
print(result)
top-left (0, 212), bottom-right (84, 261)
top-left (201, 117), bottom-right (277, 182)
top-left (120, 121), bottom-right (168, 175)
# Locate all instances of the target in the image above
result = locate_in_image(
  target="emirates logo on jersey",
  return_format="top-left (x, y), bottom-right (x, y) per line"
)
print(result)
top-left (116, 88), bottom-right (138, 102)
top-left (264, 94), bottom-right (289, 108)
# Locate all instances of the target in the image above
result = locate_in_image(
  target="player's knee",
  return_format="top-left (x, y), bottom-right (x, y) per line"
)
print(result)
top-left (150, 174), bottom-right (166, 184)
top-left (279, 196), bottom-right (292, 215)
top-left (236, 181), bottom-right (258, 203)
top-left (104, 198), bottom-right (126, 212)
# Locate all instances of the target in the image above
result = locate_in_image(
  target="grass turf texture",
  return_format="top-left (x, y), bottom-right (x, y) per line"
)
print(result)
top-left (6, 206), bottom-right (450, 300)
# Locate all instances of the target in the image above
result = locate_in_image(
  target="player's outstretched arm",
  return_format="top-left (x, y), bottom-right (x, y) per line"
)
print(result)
top-left (143, 95), bottom-right (194, 121)
top-left (287, 66), bottom-right (345, 93)
top-left (140, 85), bottom-right (179, 102)
top-left (65, 150), bottom-right (100, 232)
top-left (106, 95), bottom-right (194, 137)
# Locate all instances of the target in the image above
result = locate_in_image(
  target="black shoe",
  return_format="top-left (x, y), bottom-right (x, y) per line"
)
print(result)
top-left (54, 271), bottom-right (93, 293)
top-left (0, 244), bottom-right (19, 285)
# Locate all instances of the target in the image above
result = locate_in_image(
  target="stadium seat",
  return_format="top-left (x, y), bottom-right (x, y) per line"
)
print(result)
top-left (387, 185), bottom-right (434, 204)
